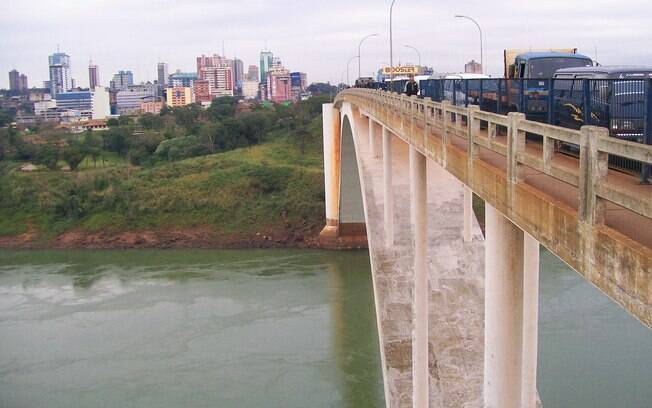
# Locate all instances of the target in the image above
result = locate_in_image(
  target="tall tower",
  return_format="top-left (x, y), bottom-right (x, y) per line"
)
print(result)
top-left (259, 50), bottom-right (273, 83)
top-left (8, 69), bottom-right (20, 91)
top-left (48, 51), bottom-right (73, 96)
top-left (157, 62), bottom-right (169, 88)
top-left (89, 61), bottom-right (99, 89)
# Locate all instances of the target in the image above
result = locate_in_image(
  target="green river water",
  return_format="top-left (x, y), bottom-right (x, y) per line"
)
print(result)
top-left (0, 248), bottom-right (650, 407)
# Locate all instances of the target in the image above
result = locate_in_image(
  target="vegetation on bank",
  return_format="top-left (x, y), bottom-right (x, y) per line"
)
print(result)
top-left (0, 97), bottom-right (329, 244)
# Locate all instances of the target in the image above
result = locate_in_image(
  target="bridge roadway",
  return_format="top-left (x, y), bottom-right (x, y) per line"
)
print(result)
top-left (320, 89), bottom-right (651, 407)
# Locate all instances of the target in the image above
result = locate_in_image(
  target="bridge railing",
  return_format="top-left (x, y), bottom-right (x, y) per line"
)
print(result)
top-left (340, 87), bottom-right (652, 237)
top-left (337, 87), bottom-right (652, 327)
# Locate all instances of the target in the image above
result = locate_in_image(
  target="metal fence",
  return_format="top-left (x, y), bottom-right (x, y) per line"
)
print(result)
top-left (415, 78), bottom-right (652, 182)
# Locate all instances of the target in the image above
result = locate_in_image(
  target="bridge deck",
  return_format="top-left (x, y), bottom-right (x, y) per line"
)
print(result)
top-left (338, 89), bottom-right (651, 328)
top-left (354, 117), bottom-right (485, 407)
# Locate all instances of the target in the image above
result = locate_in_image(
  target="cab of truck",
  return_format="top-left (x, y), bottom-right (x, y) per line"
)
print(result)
top-left (509, 52), bottom-right (593, 79)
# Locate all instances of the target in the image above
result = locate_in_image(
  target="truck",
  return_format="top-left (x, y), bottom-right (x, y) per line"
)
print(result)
top-left (467, 48), bottom-right (594, 119)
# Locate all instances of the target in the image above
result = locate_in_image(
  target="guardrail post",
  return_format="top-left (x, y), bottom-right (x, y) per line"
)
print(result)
top-left (442, 100), bottom-right (451, 167)
top-left (578, 126), bottom-right (608, 225)
top-left (423, 98), bottom-right (432, 152)
top-left (642, 78), bottom-right (651, 183)
top-left (465, 105), bottom-right (480, 243)
top-left (507, 112), bottom-right (527, 185)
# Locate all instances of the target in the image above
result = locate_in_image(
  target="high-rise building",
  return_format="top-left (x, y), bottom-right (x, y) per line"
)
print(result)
top-left (110, 70), bottom-right (134, 91)
top-left (259, 51), bottom-right (273, 83)
top-left (197, 54), bottom-right (233, 97)
top-left (8, 70), bottom-right (20, 91)
top-left (166, 87), bottom-right (194, 107)
top-left (88, 62), bottom-right (99, 89)
top-left (48, 52), bottom-right (73, 97)
top-left (19, 74), bottom-right (28, 90)
top-left (464, 60), bottom-right (482, 74)
top-left (157, 62), bottom-right (169, 88)
top-left (193, 79), bottom-right (212, 105)
top-left (290, 72), bottom-right (307, 101)
top-left (267, 65), bottom-right (292, 103)
top-left (242, 79), bottom-right (259, 99)
top-left (53, 87), bottom-right (110, 120)
top-left (232, 58), bottom-right (244, 94)
top-left (247, 65), bottom-right (259, 81)
top-left (116, 83), bottom-right (157, 115)
top-left (169, 71), bottom-right (197, 88)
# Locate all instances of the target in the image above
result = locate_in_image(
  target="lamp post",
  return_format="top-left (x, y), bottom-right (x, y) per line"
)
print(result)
top-left (454, 14), bottom-right (483, 74)
top-left (389, 0), bottom-right (398, 91)
top-left (358, 33), bottom-right (379, 79)
top-left (346, 56), bottom-right (359, 86)
top-left (404, 44), bottom-right (421, 67)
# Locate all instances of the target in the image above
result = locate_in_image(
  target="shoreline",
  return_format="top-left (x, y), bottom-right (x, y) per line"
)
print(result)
top-left (0, 226), bottom-right (327, 251)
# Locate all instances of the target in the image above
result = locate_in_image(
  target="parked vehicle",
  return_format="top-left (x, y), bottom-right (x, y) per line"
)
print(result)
top-left (354, 77), bottom-right (375, 88)
top-left (553, 66), bottom-right (652, 143)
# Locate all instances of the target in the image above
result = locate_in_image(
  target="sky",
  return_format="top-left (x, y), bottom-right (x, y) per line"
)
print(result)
top-left (1, 0), bottom-right (651, 89)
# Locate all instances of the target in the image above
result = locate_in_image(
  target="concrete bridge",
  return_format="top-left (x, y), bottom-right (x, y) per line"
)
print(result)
top-left (319, 88), bottom-right (652, 407)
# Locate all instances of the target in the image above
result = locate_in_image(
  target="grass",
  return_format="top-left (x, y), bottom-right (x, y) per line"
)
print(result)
top-left (0, 139), bottom-right (325, 241)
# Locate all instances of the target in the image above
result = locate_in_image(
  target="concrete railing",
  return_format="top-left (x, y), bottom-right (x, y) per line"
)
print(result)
top-left (335, 88), bottom-right (652, 327)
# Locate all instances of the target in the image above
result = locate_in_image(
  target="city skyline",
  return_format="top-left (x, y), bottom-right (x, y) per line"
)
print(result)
top-left (1, 0), bottom-right (652, 88)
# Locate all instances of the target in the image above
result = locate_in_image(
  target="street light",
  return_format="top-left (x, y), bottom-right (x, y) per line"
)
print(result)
top-left (389, 0), bottom-right (398, 91)
top-left (358, 33), bottom-right (379, 79)
top-left (346, 55), bottom-right (359, 86)
top-left (454, 14), bottom-right (483, 74)
top-left (404, 44), bottom-right (421, 67)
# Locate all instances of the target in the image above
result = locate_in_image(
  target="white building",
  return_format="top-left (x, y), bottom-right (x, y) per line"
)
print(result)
top-left (116, 84), bottom-right (158, 115)
top-left (53, 88), bottom-right (111, 120)
top-left (242, 79), bottom-right (259, 99)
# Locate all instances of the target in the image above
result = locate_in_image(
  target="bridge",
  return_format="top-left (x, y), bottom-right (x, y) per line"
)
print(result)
top-left (319, 88), bottom-right (652, 407)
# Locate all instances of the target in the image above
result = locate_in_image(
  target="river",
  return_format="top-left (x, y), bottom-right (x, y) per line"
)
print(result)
top-left (0, 249), bottom-right (650, 408)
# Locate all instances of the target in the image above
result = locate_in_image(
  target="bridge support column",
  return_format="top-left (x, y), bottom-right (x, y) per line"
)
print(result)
top-left (319, 103), bottom-right (341, 246)
top-left (521, 232), bottom-right (540, 408)
top-left (383, 127), bottom-right (394, 246)
top-left (410, 146), bottom-right (428, 408)
top-left (484, 204), bottom-right (539, 408)
top-left (463, 186), bottom-right (473, 242)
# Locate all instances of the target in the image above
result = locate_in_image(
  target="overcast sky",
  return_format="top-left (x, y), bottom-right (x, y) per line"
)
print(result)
top-left (1, 0), bottom-right (651, 88)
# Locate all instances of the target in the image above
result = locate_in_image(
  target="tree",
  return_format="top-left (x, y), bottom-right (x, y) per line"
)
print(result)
top-left (307, 82), bottom-right (337, 96)
top-left (139, 113), bottom-right (164, 130)
top-left (198, 122), bottom-right (222, 153)
top-left (292, 104), bottom-right (313, 155)
top-left (102, 127), bottom-right (130, 155)
top-left (34, 145), bottom-right (59, 170)
top-left (62, 144), bottom-right (86, 171)
top-left (207, 97), bottom-right (237, 121)
top-left (239, 112), bottom-right (270, 145)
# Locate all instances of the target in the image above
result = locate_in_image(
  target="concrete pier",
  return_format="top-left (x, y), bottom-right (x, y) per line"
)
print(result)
top-left (352, 114), bottom-right (485, 407)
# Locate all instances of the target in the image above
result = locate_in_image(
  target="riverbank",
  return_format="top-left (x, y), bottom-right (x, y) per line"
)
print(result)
top-left (0, 140), bottom-right (326, 250)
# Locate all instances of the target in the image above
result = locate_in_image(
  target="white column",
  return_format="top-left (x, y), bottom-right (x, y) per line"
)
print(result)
top-left (383, 127), bottom-right (394, 247)
top-left (410, 145), bottom-right (428, 408)
top-left (463, 186), bottom-right (473, 242)
top-left (521, 233), bottom-right (540, 408)
top-left (322, 103), bottom-right (339, 225)
top-left (484, 204), bottom-right (524, 408)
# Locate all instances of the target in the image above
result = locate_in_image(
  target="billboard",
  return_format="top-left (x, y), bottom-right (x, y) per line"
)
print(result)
top-left (382, 66), bottom-right (419, 75)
